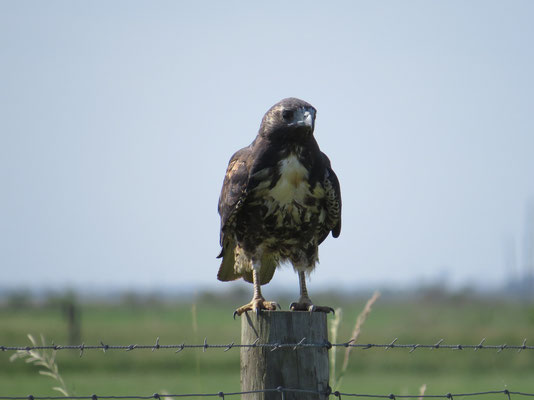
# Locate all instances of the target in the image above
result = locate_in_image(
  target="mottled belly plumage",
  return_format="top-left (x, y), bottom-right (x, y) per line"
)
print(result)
top-left (235, 200), bottom-right (323, 263)
top-left (234, 154), bottom-right (326, 266)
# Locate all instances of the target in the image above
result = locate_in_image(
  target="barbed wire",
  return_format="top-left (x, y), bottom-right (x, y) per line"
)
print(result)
top-left (1, 337), bottom-right (532, 356)
top-left (0, 388), bottom-right (533, 400)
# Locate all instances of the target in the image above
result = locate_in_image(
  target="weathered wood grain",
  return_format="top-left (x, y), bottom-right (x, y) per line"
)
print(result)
top-left (241, 311), bottom-right (329, 400)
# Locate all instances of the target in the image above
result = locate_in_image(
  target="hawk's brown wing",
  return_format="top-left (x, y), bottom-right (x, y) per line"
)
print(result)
top-left (216, 143), bottom-right (278, 285)
top-left (217, 147), bottom-right (252, 281)
top-left (318, 152), bottom-right (342, 244)
top-left (218, 147), bottom-right (252, 242)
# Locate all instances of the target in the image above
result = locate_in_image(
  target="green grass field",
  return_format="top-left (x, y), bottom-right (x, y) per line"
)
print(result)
top-left (1, 294), bottom-right (533, 397)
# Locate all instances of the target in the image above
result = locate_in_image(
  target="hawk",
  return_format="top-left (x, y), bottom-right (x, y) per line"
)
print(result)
top-left (217, 98), bottom-right (341, 317)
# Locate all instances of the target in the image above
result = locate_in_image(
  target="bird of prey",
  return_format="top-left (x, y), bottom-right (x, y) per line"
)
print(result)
top-left (217, 98), bottom-right (341, 317)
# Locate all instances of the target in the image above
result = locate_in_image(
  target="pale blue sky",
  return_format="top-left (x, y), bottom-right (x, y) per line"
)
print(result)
top-left (1, 1), bottom-right (533, 295)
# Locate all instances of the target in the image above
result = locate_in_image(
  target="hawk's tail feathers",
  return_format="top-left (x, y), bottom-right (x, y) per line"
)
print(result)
top-left (217, 241), bottom-right (278, 285)
top-left (258, 254), bottom-right (277, 285)
top-left (242, 254), bottom-right (277, 285)
top-left (217, 239), bottom-right (240, 282)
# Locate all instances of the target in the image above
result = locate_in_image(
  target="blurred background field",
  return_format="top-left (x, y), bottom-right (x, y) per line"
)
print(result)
top-left (1, 289), bottom-right (533, 396)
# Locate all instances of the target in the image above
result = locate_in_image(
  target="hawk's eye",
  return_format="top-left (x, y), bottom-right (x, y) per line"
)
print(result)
top-left (282, 110), bottom-right (294, 121)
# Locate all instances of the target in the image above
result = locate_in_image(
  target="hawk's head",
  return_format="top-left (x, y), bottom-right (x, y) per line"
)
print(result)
top-left (259, 98), bottom-right (317, 142)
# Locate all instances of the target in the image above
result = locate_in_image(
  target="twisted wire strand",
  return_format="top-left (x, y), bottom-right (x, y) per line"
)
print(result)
top-left (333, 391), bottom-right (534, 398)
top-left (1, 389), bottom-right (533, 400)
top-left (1, 337), bottom-right (531, 354)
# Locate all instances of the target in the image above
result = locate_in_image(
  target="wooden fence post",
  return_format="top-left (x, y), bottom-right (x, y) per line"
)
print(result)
top-left (241, 311), bottom-right (329, 400)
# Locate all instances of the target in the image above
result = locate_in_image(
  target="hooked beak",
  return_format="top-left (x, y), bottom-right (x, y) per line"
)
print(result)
top-left (295, 110), bottom-right (315, 130)
top-left (303, 111), bottom-right (313, 128)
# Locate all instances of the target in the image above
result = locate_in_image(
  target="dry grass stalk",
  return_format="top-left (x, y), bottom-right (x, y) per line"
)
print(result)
top-left (341, 291), bottom-right (381, 372)
top-left (419, 383), bottom-right (427, 400)
top-left (192, 302), bottom-right (198, 333)
top-left (9, 334), bottom-right (70, 396)
top-left (191, 302), bottom-right (202, 390)
top-left (329, 307), bottom-right (343, 385)
top-left (335, 291), bottom-right (381, 390)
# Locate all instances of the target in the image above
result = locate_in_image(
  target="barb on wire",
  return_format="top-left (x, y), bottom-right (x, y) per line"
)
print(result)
top-left (224, 342), bottom-right (234, 352)
top-left (1, 338), bottom-right (532, 353)
top-left (152, 337), bottom-right (160, 352)
top-left (0, 389), bottom-right (534, 400)
top-left (386, 338), bottom-right (398, 350)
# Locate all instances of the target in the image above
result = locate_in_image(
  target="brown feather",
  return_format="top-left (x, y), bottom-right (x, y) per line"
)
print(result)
top-left (216, 238), bottom-right (240, 281)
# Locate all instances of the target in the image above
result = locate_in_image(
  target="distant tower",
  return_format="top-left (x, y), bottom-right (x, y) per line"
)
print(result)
top-left (523, 199), bottom-right (534, 299)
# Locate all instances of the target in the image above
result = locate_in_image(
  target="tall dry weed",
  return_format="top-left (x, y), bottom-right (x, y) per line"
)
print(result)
top-left (331, 291), bottom-right (381, 390)
top-left (9, 334), bottom-right (70, 396)
top-left (329, 307), bottom-right (343, 385)
top-left (419, 383), bottom-right (428, 400)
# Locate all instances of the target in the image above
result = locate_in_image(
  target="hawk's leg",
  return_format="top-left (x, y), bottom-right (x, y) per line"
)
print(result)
top-left (233, 262), bottom-right (278, 318)
top-left (290, 271), bottom-right (335, 313)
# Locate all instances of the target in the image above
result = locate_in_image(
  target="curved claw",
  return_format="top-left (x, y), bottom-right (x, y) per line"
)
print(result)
top-left (290, 302), bottom-right (335, 314)
top-left (233, 298), bottom-right (278, 318)
top-left (315, 305), bottom-right (335, 314)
